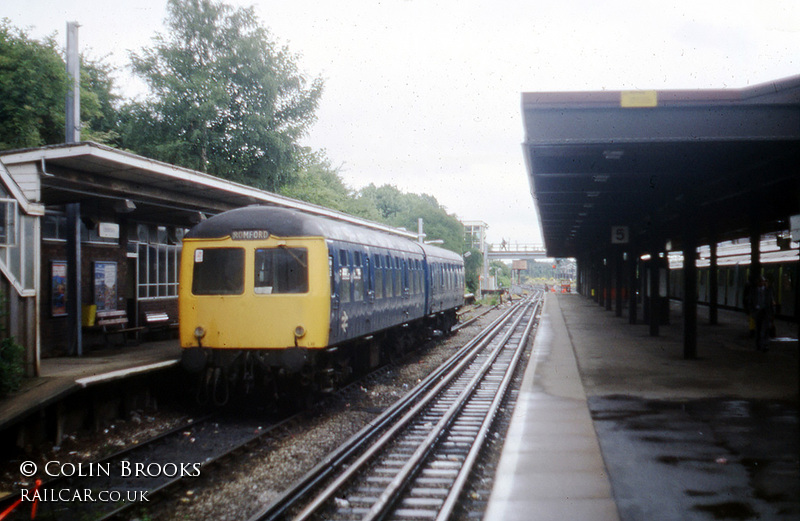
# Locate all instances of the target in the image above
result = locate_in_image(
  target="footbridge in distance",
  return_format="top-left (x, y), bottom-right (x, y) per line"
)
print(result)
top-left (485, 243), bottom-right (549, 260)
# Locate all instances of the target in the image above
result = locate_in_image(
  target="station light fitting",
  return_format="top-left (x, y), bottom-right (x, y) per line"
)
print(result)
top-left (114, 198), bottom-right (136, 213)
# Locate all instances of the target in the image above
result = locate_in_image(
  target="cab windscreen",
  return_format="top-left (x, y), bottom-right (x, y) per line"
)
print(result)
top-left (254, 247), bottom-right (308, 294)
top-left (192, 248), bottom-right (245, 295)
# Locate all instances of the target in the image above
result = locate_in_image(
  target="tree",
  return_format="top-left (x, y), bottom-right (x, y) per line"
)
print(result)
top-left (0, 20), bottom-right (68, 149)
top-left (79, 55), bottom-right (122, 145)
top-left (122, 0), bottom-right (323, 191)
top-left (490, 260), bottom-right (512, 289)
top-left (0, 20), bottom-right (122, 150)
top-left (279, 150), bottom-right (382, 221)
top-left (463, 248), bottom-right (483, 294)
top-left (357, 184), bottom-right (464, 253)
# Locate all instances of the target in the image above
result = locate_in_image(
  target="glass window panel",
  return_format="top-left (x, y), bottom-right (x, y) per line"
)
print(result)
top-left (192, 248), bottom-right (244, 295)
top-left (353, 251), bottom-right (364, 302)
top-left (375, 267), bottom-right (383, 299)
top-left (338, 250), bottom-right (351, 303)
top-left (254, 247), bottom-right (308, 294)
top-left (23, 215), bottom-right (35, 289)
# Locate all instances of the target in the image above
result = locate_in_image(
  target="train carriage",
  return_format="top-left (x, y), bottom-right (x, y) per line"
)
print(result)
top-left (669, 259), bottom-right (798, 319)
top-left (179, 205), bottom-right (464, 402)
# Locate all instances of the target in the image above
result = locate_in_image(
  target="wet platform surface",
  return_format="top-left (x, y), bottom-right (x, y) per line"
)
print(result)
top-left (486, 293), bottom-right (798, 521)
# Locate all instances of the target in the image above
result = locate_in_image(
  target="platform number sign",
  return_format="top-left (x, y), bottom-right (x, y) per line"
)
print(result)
top-left (611, 226), bottom-right (629, 244)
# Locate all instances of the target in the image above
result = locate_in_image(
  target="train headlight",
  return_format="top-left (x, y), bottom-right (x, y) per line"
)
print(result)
top-left (194, 326), bottom-right (206, 341)
top-left (294, 325), bottom-right (306, 338)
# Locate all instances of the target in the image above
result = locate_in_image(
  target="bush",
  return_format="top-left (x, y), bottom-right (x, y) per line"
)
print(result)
top-left (0, 337), bottom-right (24, 396)
top-left (481, 296), bottom-right (500, 307)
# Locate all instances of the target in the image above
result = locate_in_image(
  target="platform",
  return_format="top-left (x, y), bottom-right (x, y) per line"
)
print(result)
top-left (0, 340), bottom-right (181, 435)
top-left (485, 292), bottom-right (799, 521)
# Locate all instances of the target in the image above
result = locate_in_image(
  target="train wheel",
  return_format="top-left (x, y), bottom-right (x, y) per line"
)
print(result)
top-left (385, 331), bottom-right (413, 364)
top-left (443, 311), bottom-right (457, 335)
top-left (383, 335), bottom-right (401, 365)
top-left (196, 370), bottom-right (211, 406)
top-left (211, 367), bottom-right (230, 407)
top-left (242, 355), bottom-right (256, 395)
top-left (336, 357), bottom-right (353, 385)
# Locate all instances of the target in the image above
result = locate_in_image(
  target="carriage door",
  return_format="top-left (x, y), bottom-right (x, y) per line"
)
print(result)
top-left (365, 256), bottom-right (374, 303)
top-left (329, 253), bottom-right (340, 340)
top-left (337, 249), bottom-right (353, 340)
top-left (402, 259), bottom-right (410, 299)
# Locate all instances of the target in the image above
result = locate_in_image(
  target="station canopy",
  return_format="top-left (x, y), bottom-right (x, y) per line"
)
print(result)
top-left (522, 75), bottom-right (800, 259)
top-left (0, 142), bottom-right (414, 238)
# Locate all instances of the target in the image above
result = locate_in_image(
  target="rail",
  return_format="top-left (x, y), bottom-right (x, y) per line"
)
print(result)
top-left (250, 292), bottom-right (542, 520)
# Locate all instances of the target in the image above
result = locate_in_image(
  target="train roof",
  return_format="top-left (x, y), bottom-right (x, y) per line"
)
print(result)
top-left (419, 242), bottom-right (465, 263)
top-left (186, 205), bottom-right (462, 262)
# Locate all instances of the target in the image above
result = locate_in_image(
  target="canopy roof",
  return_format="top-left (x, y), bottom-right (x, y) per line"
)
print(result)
top-left (522, 75), bottom-right (800, 258)
top-left (0, 142), bottom-right (415, 238)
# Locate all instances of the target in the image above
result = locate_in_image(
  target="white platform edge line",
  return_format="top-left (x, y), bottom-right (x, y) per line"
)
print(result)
top-left (75, 360), bottom-right (179, 388)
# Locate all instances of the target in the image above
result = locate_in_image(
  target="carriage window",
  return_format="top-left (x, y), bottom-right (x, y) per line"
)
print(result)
top-left (192, 248), bottom-right (244, 295)
top-left (340, 250), bottom-right (351, 303)
top-left (383, 255), bottom-right (394, 297)
top-left (353, 251), bottom-right (364, 301)
top-left (254, 247), bottom-right (308, 294)
top-left (394, 257), bottom-right (402, 297)
top-left (329, 255), bottom-right (335, 295)
top-left (374, 255), bottom-right (384, 299)
top-left (365, 256), bottom-right (372, 298)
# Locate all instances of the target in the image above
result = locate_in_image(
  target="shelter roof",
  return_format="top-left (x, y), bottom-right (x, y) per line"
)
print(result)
top-left (522, 75), bottom-right (800, 258)
top-left (0, 142), bottom-right (415, 238)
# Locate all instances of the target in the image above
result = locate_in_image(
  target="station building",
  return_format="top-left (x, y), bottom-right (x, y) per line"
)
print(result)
top-left (0, 142), bottom-right (412, 377)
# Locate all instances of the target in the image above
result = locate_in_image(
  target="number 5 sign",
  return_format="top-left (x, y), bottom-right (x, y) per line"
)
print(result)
top-left (611, 226), bottom-right (629, 244)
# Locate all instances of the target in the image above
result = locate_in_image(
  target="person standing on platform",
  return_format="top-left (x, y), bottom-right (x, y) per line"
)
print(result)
top-left (751, 275), bottom-right (775, 352)
top-left (743, 274), bottom-right (756, 337)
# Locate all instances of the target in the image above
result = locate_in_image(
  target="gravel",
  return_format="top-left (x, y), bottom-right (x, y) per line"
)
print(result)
top-left (148, 305), bottom-right (509, 521)
top-left (2, 304), bottom-right (515, 521)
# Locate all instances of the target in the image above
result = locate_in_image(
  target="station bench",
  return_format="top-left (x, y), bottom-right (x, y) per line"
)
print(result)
top-left (143, 311), bottom-right (179, 339)
top-left (94, 310), bottom-right (144, 348)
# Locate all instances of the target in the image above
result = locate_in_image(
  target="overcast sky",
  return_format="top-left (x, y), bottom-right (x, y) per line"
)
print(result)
top-left (8, 1), bottom-right (800, 246)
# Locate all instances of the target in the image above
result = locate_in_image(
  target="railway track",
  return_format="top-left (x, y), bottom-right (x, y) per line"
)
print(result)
top-left (250, 292), bottom-right (542, 521)
top-left (2, 411), bottom-right (294, 521)
top-left (1, 301), bottom-right (520, 521)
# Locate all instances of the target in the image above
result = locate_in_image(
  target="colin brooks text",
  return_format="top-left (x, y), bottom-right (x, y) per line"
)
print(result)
top-left (37, 461), bottom-right (202, 478)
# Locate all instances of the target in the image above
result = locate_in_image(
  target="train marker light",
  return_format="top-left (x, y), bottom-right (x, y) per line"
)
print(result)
top-left (294, 325), bottom-right (306, 338)
top-left (193, 326), bottom-right (206, 341)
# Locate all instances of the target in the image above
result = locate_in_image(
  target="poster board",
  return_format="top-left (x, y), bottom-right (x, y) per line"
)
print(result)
top-left (51, 260), bottom-right (67, 316)
top-left (94, 261), bottom-right (118, 311)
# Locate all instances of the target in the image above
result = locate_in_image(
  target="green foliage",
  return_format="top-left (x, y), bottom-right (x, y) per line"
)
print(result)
top-left (79, 55), bottom-right (122, 145)
top-left (0, 288), bottom-right (23, 396)
top-left (464, 248), bottom-right (482, 293)
top-left (0, 19), bottom-right (122, 150)
top-left (525, 260), bottom-right (557, 279)
top-left (491, 260), bottom-right (512, 289)
top-left (121, 0), bottom-right (323, 191)
top-left (0, 336), bottom-right (23, 396)
top-left (480, 295), bottom-right (500, 307)
top-left (0, 19), bottom-right (68, 149)
top-left (357, 184), bottom-right (464, 253)
top-left (279, 151), bottom-right (382, 221)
